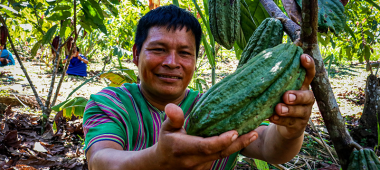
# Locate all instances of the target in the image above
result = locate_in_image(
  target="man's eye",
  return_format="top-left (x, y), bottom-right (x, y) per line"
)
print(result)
top-left (180, 51), bottom-right (191, 55)
top-left (152, 48), bottom-right (164, 52)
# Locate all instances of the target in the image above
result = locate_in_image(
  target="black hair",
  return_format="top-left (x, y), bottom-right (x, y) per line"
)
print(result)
top-left (135, 4), bottom-right (202, 57)
top-left (76, 47), bottom-right (80, 52)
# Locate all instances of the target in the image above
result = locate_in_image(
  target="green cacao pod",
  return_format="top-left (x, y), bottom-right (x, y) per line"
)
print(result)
top-left (347, 149), bottom-right (380, 170)
top-left (209, 0), bottom-right (240, 50)
top-left (186, 43), bottom-right (305, 137)
top-left (237, 18), bottom-right (283, 68)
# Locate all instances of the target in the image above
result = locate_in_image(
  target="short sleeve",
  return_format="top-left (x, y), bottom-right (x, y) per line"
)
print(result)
top-left (83, 92), bottom-right (129, 155)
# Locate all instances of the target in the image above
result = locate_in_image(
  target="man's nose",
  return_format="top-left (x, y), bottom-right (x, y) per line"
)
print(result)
top-left (162, 51), bottom-right (180, 69)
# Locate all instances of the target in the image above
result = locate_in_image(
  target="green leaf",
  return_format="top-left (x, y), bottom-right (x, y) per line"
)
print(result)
top-left (46, 11), bottom-right (71, 21)
top-left (100, 72), bottom-right (133, 86)
top-left (234, 42), bottom-right (243, 60)
top-left (81, 0), bottom-right (104, 25)
top-left (192, 0), bottom-right (214, 48)
top-left (344, 23), bottom-right (357, 42)
top-left (60, 19), bottom-right (70, 38)
top-left (202, 35), bottom-right (215, 67)
top-left (52, 97), bottom-right (88, 119)
top-left (237, 0), bottom-right (270, 50)
top-left (42, 24), bottom-right (58, 45)
top-left (108, 0), bottom-right (120, 5)
top-left (364, 30), bottom-right (375, 40)
top-left (173, 0), bottom-right (179, 6)
top-left (254, 159), bottom-right (269, 170)
top-left (31, 40), bottom-right (42, 57)
top-left (102, 0), bottom-right (119, 16)
top-left (346, 46), bottom-right (352, 61)
top-left (364, 0), bottom-right (380, 12)
top-left (330, 38), bottom-right (336, 49)
top-left (339, 48), bottom-right (343, 61)
top-left (0, 4), bottom-right (21, 18)
top-left (364, 44), bottom-right (371, 61)
top-left (79, 21), bottom-right (93, 33)
top-left (51, 5), bottom-right (71, 12)
top-left (52, 97), bottom-right (87, 111)
top-left (97, 23), bottom-right (108, 35)
top-left (297, 0), bottom-right (345, 33)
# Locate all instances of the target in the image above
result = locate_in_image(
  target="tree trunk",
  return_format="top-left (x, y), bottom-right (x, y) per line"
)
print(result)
top-left (351, 74), bottom-right (379, 147)
top-left (300, 0), bottom-right (356, 169)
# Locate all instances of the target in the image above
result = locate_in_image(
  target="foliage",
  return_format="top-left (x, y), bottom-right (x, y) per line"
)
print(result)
top-left (51, 97), bottom-right (88, 119)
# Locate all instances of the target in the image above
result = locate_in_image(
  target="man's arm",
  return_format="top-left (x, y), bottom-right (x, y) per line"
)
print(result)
top-left (241, 54), bottom-right (316, 164)
top-left (87, 104), bottom-right (259, 170)
top-left (78, 55), bottom-right (88, 64)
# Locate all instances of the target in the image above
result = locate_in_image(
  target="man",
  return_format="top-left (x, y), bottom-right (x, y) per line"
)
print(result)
top-left (84, 5), bottom-right (315, 170)
top-left (0, 45), bottom-right (15, 67)
top-left (63, 46), bottom-right (88, 77)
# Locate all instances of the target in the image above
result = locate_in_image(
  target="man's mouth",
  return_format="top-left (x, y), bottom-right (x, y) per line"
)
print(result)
top-left (157, 74), bottom-right (182, 79)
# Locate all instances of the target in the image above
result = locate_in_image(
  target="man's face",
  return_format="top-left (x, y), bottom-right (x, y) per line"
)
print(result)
top-left (71, 46), bottom-right (78, 56)
top-left (133, 26), bottom-right (197, 99)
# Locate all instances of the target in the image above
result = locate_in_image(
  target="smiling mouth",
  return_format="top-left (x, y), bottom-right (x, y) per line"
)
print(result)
top-left (157, 74), bottom-right (182, 79)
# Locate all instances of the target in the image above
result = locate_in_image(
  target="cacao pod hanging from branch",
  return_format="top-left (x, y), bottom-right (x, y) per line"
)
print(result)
top-left (209, 0), bottom-right (241, 50)
top-left (51, 36), bottom-right (60, 55)
top-left (0, 26), bottom-right (8, 47)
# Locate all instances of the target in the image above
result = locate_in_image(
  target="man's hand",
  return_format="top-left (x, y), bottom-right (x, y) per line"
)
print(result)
top-left (270, 54), bottom-right (316, 139)
top-left (153, 103), bottom-right (258, 170)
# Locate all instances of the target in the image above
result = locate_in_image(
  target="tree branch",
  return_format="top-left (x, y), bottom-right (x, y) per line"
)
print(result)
top-left (44, 37), bottom-right (62, 109)
top-left (0, 16), bottom-right (46, 112)
top-left (51, 0), bottom-right (79, 107)
top-left (301, 0), bottom-right (354, 169)
top-left (259, 0), bottom-right (301, 41)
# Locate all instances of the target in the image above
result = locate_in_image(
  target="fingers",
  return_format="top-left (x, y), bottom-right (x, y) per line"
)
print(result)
top-left (281, 90), bottom-right (315, 105)
top-left (215, 131), bottom-right (258, 160)
top-left (273, 103), bottom-right (311, 120)
top-left (270, 113), bottom-right (309, 129)
top-left (162, 103), bottom-right (184, 131)
top-left (171, 130), bottom-right (238, 156)
top-left (300, 54), bottom-right (316, 90)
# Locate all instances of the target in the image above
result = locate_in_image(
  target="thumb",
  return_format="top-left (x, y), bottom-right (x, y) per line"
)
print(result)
top-left (161, 103), bottom-right (184, 132)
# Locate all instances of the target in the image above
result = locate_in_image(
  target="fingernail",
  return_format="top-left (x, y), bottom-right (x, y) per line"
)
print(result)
top-left (306, 56), bottom-right (311, 63)
top-left (250, 135), bottom-right (257, 142)
top-left (231, 134), bottom-right (238, 142)
top-left (282, 106), bottom-right (288, 114)
top-left (273, 115), bottom-right (279, 120)
top-left (289, 94), bottom-right (296, 102)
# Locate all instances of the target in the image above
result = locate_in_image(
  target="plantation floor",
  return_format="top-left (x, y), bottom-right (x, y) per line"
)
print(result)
top-left (0, 58), bottom-right (374, 169)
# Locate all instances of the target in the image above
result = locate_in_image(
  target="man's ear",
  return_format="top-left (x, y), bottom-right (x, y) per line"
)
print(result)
top-left (132, 44), bottom-right (139, 67)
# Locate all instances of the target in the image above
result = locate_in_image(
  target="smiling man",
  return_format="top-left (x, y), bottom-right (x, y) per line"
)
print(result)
top-left (83, 5), bottom-right (315, 170)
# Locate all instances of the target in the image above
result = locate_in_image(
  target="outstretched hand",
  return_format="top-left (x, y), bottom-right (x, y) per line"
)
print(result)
top-left (153, 103), bottom-right (258, 169)
top-left (270, 54), bottom-right (316, 139)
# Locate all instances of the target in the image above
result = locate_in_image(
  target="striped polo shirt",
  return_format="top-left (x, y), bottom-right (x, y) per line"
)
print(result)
top-left (83, 83), bottom-right (239, 170)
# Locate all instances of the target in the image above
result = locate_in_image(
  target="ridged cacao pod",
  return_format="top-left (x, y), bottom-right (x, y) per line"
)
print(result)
top-left (347, 149), bottom-right (380, 170)
top-left (66, 36), bottom-right (74, 51)
top-left (0, 26), bottom-right (8, 46)
top-left (209, 0), bottom-right (240, 50)
top-left (186, 43), bottom-right (305, 137)
top-left (52, 36), bottom-right (60, 54)
top-left (237, 18), bottom-right (283, 68)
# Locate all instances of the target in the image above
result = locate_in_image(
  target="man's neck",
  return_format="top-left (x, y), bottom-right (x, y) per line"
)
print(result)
top-left (140, 86), bottom-right (186, 111)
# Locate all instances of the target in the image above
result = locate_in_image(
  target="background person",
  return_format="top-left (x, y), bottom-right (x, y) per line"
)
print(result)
top-left (0, 45), bottom-right (15, 67)
top-left (63, 46), bottom-right (88, 77)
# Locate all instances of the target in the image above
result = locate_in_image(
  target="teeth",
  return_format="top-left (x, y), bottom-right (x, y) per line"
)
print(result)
top-left (159, 75), bottom-right (180, 79)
